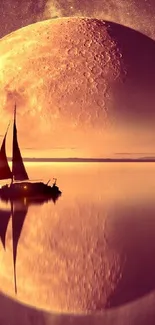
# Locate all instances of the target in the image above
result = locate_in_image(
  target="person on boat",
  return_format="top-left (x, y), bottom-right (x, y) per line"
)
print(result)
top-left (53, 178), bottom-right (57, 187)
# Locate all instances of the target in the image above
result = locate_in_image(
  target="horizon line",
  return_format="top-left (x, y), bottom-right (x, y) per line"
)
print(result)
top-left (7, 157), bottom-right (155, 163)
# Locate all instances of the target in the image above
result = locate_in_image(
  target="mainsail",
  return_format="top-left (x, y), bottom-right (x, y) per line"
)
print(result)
top-left (0, 124), bottom-right (12, 180)
top-left (12, 105), bottom-right (29, 181)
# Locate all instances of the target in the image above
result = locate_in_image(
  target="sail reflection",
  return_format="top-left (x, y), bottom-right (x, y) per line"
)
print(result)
top-left (0, 193), bottom-right (61, 294)
top-left (11, 200), bottom-right (28, 294)
top-left (0, 208), bottom-right (11, 249)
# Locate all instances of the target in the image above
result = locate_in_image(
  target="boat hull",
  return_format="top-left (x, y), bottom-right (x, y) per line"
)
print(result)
top-left (0, 182), bottom-right (61, 202)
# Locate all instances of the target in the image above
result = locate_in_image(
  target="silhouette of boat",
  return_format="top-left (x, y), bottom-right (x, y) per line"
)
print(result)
top-left (0, 104), bottom-right (61, 200)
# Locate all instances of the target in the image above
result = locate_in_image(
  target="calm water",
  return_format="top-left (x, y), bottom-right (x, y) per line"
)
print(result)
top-left (1, 162), bottom-right (155, 324)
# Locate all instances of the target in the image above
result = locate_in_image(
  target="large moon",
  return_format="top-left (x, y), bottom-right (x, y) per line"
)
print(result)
top-left (1, 18), bottom-right (155, 314)
top-left (0, 17), bottom-right (155, 157)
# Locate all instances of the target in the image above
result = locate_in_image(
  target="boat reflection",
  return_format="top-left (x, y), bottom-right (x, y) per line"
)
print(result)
top-left (0, 192), bottom-right (61, 294)
top-left (0, 207), bottom-right (11, 249)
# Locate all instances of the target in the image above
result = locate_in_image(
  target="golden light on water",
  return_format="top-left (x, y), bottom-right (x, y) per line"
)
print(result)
top-left (0, 163), bottom-right (155, 313)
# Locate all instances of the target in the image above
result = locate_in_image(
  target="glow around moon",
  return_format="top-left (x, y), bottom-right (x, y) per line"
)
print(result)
top-left (0, 17), bottom-right (155, 157)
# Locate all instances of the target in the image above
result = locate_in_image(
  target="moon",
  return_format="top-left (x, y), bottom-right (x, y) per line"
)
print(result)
top-left (0, 17), bottom-right (155, 314)
top-left (0, 17), bottom-right (155, 157)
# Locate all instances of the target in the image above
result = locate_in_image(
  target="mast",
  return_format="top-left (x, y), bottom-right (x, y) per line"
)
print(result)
top-left (12, 103), bottom-right (29, 181)
top-left (0, 122), bottom-right (12, 180)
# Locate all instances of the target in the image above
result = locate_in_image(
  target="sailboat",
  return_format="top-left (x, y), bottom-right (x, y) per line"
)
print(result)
top-left (0, 104), bottom-right (61, 200)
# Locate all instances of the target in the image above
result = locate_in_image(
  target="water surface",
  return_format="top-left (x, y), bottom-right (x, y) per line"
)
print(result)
top-left (0, 162), bottom-right (155, 317)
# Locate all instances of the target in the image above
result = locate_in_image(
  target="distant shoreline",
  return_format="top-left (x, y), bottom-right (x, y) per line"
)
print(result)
top-left (7, 157), bottom-right (155, 163)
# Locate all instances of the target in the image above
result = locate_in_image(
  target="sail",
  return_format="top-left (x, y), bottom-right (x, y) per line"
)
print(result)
top-left (12, 105), bottom-right (29, 181)
top-left (0, 125), bottom-right (12, 180)
top-left (11, 200), bottom-right (28, 293)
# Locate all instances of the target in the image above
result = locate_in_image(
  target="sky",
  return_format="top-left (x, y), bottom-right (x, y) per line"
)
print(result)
top-left (0, 0), bottom-right (155, 40)
top-left (0, 1), bottom-right (155, 158)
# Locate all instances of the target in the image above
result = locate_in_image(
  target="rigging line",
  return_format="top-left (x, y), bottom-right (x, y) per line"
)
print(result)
top-left (5, 120), bottom-right (11, 138)
top-left (14, 102), bottom-right (16, 123)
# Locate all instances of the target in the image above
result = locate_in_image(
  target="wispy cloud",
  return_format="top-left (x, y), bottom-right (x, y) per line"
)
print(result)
top-left (115, 152), bottom-right (155, 155)
top-left (24, 147), bottom-right (77, 150)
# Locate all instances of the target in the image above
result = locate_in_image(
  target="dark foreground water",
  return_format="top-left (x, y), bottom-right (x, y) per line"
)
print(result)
top-left (0, 162), bottom-right (155, 324)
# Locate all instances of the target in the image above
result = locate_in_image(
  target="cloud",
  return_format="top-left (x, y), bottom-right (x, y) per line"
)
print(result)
top-left (43, 0), bottom-right (155, 40)
top-left (24, 147), bottom-right (77, 150)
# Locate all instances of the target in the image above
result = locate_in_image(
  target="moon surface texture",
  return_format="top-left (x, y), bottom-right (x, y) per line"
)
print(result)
top-left (0, 17), bottom-right (155, 157)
